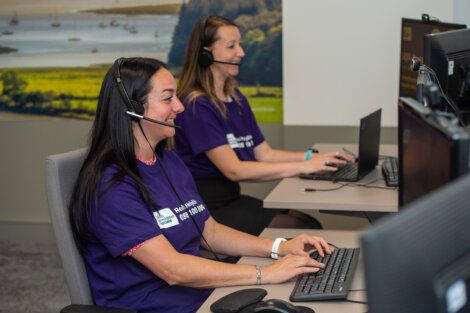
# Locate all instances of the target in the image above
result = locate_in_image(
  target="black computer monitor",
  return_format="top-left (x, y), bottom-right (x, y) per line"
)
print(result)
top-left (424, 28), bottom-right (470, 124)
top-left (399, 17), bottom-right (466, 99)
top-left (361, 172), bottom-right (470, 313)
top-left (398, 97), bottom-right (470, 206)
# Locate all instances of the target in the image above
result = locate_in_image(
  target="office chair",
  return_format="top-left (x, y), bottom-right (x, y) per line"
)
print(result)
top-left (45, 148), bottom-right (135, 313)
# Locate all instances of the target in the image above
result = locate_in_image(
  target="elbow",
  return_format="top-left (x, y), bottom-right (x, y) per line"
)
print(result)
top-left (223, 169), bottom-right (243, 182)
top-left (160, 267), bottom-right (186, 286)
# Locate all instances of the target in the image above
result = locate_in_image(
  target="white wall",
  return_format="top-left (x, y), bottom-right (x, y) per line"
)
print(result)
top-left (283, 0), bottom-right (454, 126)
top-left (454, 0), bottom-right (470, 25)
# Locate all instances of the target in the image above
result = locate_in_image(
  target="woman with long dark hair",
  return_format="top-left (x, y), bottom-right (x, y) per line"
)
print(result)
top-left (175, 16), bottom-right (354, 236)
top-left (69, 57), bottom-right (332, 313)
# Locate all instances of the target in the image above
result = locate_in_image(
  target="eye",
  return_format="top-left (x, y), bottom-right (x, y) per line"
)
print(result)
top-left (163, 96), bottom-right (173, 103)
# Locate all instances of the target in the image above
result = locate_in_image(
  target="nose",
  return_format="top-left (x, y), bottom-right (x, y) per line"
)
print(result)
top-left (237, 45), bottom-right (245, 58)
top-left (173, 96), bottom-right (184, 114)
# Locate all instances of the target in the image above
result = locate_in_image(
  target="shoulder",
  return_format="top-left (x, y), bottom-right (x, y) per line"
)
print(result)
top-left (182, 93), bottom-right (213, 109)
top-left (180, 94), bottom-right (222, 119)
top-left (233, 89), bottom-right (250, 109)
top-left (99, 164), bottom-right (138, 197)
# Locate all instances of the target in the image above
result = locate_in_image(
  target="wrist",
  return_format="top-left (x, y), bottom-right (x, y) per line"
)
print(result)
top-left (255, 265), bottom-right (262, 285)
top-left (271, 237), bottom-right (287, 259)
top-left (305, 147), bottom-right (319, 160)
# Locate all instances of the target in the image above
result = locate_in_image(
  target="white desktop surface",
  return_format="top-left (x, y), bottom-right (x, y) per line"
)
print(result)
top-left (263, 144), bottom-right (398, 213)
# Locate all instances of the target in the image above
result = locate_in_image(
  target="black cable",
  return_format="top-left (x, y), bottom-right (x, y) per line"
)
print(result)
top-left (310, 185), bottom-right (347, 192)
top-left (344, 299), bottom-right (368, 304)
top-left (422, 64), bottom-right (466, 127)
top-left (138, 122), bottom-right (221, 261)
top-left (363, 211), bottom-right (373, 224)
top-left (159, 156), bottom-right (221, 262)
top-left (334, 179), bottom-right (397, 191)
top-left (327, 242), bottom-right (339, 249)
top-left (303, 178), bottom-right (396, 193)
top-left (349, 288), bottom-right (366, 292)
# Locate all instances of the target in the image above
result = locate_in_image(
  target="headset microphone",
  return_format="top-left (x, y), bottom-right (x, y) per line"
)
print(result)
top-left (125, 111), bottom-right (181, 129)
top-left (212, 60), bottom-right (242, 66)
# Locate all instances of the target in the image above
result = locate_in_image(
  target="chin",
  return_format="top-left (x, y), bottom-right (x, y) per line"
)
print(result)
top-left (229, 69), bottom-right (240, 77)
top-left (165, 129), bottom-right (176, 138)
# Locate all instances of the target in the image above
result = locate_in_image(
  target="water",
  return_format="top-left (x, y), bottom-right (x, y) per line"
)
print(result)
top-left (0, 13), bottom-right (178, 67)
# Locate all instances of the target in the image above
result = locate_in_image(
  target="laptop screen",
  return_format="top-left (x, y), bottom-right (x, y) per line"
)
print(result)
top-left (357, 109), bottom-right (381, 174)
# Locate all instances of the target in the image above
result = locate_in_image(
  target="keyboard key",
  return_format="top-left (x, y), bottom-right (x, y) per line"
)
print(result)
top-left (382, 157), bottom-right (398, 187)
top-left (290, 248), bottom-right (360, 301)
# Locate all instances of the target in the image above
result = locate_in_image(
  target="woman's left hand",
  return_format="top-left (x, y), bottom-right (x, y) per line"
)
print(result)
top-left (278, 234), bottom-right (333, 258)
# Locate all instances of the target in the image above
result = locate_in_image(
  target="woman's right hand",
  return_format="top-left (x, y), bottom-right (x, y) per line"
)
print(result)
top-left (260, 254), bottom-right (325, 285)
top-left (300, 152), bottom-right (348, 174)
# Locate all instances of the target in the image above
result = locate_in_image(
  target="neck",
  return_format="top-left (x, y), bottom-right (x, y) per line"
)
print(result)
top-left (133, 123), bottom-right (160, 160)
top-left (211, 69), bottom-right (228, 101)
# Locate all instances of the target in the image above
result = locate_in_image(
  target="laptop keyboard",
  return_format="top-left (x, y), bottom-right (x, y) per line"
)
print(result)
top-left (290, 248), bottom-right (360, 301)
top-left (322, 163), bottom-right (358, 180)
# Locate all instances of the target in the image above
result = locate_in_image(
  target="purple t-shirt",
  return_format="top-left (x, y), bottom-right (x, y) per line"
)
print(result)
top-left (83, 149), bottom-right (212, 313)
top-left (175, 90), bottom-right (265, 178)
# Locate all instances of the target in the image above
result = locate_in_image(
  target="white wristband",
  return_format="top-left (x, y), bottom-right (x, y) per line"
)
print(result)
top-left (271, 237), bottom-right (287, 259)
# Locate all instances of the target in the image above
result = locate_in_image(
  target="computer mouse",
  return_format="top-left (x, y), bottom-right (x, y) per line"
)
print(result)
top-left (253, 299), bottom-right (315, 313)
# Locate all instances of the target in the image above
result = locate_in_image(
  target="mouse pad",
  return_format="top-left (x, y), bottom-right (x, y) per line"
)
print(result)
top-left (210, 288), bottom-right (267, 313)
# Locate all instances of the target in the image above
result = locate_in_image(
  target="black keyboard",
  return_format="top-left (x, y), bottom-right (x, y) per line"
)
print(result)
top-left (299, 163), bottom-right (359, 181)
top-left (381, 157), bottom-right (398, 187)
top-left (326, 163), bottom-right (358, 180)
top-left (290, 248), bottom-right (360, 301)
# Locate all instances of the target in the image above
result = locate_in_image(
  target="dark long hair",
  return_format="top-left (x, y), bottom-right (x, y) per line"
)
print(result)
top-left (178, 16), bottom-right (240, 117)
top-left (69, 57), bottom-right (166, 249)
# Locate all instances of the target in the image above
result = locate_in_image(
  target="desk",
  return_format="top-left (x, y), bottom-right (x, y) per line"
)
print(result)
top-left (263, 144), bottom-right (398, 213)
top-left (198, 228), bottom-right (366, 313)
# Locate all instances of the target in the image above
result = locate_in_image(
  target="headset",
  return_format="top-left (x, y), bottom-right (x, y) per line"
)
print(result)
top-left (197, 17), bottom-right (214, 67)
top-left (113, 58), bottom-right (180, 129)
top-left (197, 17), bottom-right (241, 68)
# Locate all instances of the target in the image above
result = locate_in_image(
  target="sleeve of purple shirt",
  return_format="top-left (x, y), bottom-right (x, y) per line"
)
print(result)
top-left (89, 176), bottom-right (161, 258)
top-left (177, 97), bottom-right (229, 156)
top-left (178, 93), bottom-right (265, 156)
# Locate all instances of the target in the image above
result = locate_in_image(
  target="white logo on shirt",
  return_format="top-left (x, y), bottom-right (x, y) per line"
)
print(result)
top-left (226, 133), bottom-right (254, 149)
top-left (153, 208), bottom-right (179, 229)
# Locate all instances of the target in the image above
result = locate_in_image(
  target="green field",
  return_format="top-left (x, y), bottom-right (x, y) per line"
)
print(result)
top-left (0, 66), bottom-right (282, 124)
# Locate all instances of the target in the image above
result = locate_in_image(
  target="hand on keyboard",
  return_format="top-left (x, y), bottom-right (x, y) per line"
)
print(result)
top-left (277, 233), bottom-right (334, 258)
top-left (262, 254), bottom-right (326, 284)
top-left (258, 234), bottom-right (334, 285)
top-left (290, 248), bottom-right (361, 301)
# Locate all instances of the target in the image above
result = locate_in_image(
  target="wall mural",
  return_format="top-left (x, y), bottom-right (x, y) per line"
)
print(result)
top-left (0, 0), bottom-right (282, 123)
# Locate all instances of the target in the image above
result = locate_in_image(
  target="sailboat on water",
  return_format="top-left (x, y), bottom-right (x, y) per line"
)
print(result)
top-left (68, 20), bottom-right (81, 42)
top-left (9, 12), bottom-right (19, 26)
top-left (51, 12), bottom-right (61, 28)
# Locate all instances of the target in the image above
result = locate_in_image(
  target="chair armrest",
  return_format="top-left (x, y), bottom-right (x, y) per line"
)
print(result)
top-left (61, 304), bottom-right (137, 313)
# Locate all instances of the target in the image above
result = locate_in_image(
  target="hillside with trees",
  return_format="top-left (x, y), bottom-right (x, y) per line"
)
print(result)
top-left (168, 0), bottom-right (282, 86)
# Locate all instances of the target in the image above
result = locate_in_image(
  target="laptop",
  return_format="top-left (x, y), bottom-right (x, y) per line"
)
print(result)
top-left (299, 108), bottom-right (381, 182)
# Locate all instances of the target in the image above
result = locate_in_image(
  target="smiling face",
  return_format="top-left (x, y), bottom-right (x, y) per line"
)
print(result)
top-left (209, 25), bottom-right (245, 81)
top-left (140, 68), bottom-right (184, 143)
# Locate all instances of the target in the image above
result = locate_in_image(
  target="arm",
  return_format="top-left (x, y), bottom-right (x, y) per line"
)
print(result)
top-left (201, 217), bottom-right (273, 257)
top-left (255, 141), bottom-right (355, 164)
top-left (254, 141), bottom-right (309, 162)
top-left (202, 217), bottom-right (332, 258)
top-left (205, 143), bottom-right (346, 182)
top-left (131, 220), bottom-right (331, 288)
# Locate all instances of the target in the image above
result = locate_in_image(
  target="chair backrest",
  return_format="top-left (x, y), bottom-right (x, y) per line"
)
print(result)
top-left (45, 148), bottom-right (93, 305)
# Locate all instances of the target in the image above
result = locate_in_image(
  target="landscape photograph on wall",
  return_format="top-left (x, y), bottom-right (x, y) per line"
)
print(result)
top-left (0, 0), bottom-right (283, 123)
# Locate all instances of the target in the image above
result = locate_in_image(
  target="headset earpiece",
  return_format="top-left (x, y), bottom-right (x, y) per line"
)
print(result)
top-left (197, 17), bottom-right (213, 67)
top-left (198, 49), bottom-right (213, 67)
top-left (113, 58), bottom-right (145, 116)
